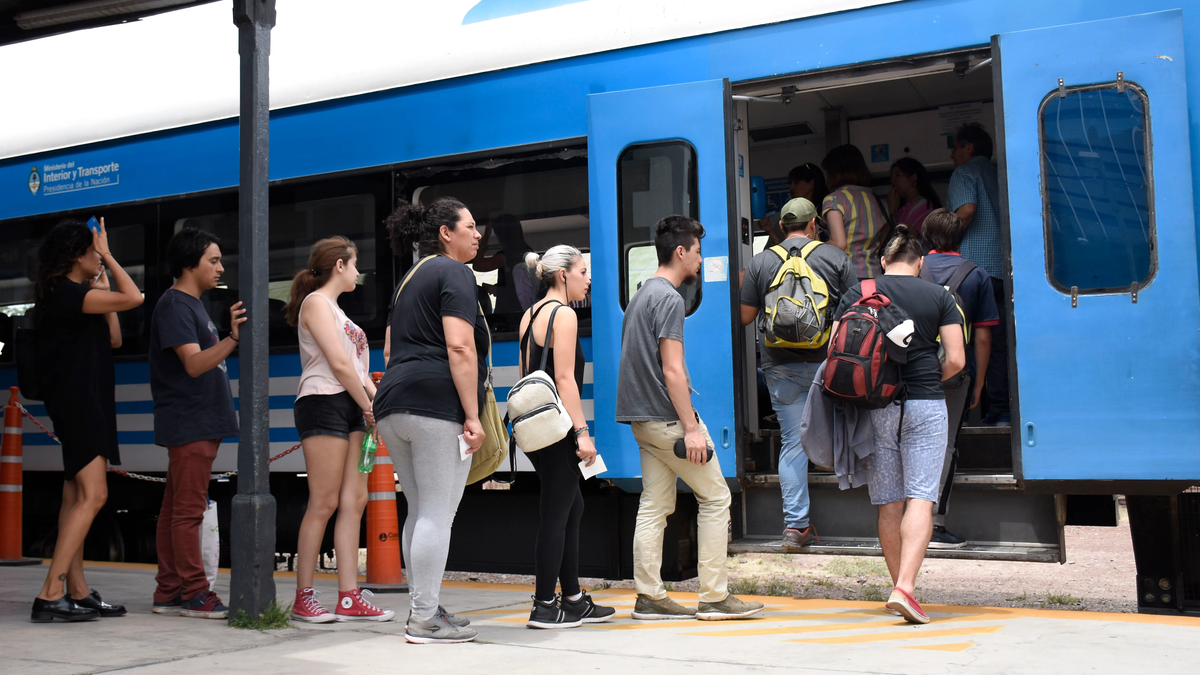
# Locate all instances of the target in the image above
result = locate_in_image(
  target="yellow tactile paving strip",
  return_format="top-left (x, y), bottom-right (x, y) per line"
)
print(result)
top-left (76, 559), bottom-right (1200, 654)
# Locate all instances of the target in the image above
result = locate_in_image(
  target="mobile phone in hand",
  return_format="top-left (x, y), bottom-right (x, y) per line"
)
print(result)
top-left (673, 437), bottom-right (713, 462)
top-left (86, 217), bottom-right (101, 234)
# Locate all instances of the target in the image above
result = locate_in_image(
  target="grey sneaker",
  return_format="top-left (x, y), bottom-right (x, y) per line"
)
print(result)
top-left (406, 607), bottom-right (470, 629)
top-left (696, 594), bottom-right (764, 621)
top-left (631, 594), bottom-right (697, 621)
top-left (405, 609), bottom-right (477, 644)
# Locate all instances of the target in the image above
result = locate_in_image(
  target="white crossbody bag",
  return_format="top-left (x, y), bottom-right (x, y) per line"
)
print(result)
top-left (506, 301), bottom-right (574, 453)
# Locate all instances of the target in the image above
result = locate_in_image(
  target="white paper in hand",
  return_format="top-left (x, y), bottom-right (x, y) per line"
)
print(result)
top-left (579, 454), bottom-right (607, 480)
top-left (458, 434), bottom-right (471, 461)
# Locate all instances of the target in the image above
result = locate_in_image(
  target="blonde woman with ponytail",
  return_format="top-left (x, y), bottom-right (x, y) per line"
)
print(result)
top-left (284, 237), bottom-right (393, 624)
top-left (518, 245), bottom-right (615, 629)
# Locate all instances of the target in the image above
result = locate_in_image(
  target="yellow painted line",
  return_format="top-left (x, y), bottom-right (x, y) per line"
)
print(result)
top-left (458, 607), bottom-right (532, 615)
top-left (599, 610), bottom-right (884, 633)
top-left (902, 642), bottom-right (975, 652)
top-left (681, 610), bottom-right (999, 637)
top-left (791, 624), bottom-right (1005, 645)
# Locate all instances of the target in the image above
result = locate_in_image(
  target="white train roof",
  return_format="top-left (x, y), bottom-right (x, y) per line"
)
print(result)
top-left (0, 0), bottom-right (898, 160)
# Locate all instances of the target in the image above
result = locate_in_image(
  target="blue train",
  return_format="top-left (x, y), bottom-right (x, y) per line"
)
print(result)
top-left (1, 1), bottom-right (1197, 613)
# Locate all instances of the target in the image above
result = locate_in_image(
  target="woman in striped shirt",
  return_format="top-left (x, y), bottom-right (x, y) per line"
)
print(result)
top-left (821, 144), bottom-right (889, 280)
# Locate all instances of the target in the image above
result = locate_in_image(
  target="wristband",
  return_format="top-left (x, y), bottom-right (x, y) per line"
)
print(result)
top-left (229, 334), bottom-right (239, 343)
top-left (573, 425), bottom-right (589, 437)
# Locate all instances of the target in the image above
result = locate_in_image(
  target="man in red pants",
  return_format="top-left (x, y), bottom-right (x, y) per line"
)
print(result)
top-left (148, 229), bottom-right (245, 619)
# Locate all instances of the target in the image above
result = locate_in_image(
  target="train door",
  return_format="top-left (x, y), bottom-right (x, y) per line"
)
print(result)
top-left (587, 79), bottom-right (744, 482)
top-left (994, 10), bottom-right (1200, 482)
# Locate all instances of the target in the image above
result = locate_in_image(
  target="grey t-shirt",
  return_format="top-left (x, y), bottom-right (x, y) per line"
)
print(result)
top-left (616, 276), bottom-right (690, 423)
top-left (740, 237), bottom-right (857, 368)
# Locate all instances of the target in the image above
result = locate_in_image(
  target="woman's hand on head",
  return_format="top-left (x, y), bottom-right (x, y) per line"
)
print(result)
top-left (93, 217), bottom-right (111, 257)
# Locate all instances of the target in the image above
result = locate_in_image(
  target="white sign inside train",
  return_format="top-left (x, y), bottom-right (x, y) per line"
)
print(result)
top-left (0, 0), bottom-right (900, 160)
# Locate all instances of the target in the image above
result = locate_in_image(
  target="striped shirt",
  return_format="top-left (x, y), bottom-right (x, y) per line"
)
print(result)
top-left (948, 156), bottom-right (1004, 278)
top-left (822, 185), bottom-right (886, 279)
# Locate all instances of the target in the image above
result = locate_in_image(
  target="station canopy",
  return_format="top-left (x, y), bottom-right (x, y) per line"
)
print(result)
top-left (0, 0), bottom-right (217, 46)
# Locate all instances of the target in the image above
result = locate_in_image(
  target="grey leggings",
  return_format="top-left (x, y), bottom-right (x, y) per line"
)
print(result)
top-left (376, 412), bottom-right (470, 620)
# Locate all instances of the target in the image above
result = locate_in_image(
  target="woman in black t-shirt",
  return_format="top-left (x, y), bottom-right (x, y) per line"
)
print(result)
top-left (831, 224), bottom-right (965, 625)
top-left (517, 245), bottom-right (614, 629)
top-left (31, 218), bottom-right (143, 622)
top-left (374, 198), bottom-right (484, 644)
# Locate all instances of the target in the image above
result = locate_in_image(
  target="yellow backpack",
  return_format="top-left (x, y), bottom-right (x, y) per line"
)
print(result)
top-left (762, 241), bottom-right (831, 349)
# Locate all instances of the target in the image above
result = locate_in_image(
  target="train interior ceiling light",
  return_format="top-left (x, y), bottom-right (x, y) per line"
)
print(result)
top-left (13, 0), bottom-right (196, 30)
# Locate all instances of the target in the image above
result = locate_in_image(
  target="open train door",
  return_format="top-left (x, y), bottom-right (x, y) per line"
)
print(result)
top-left (995, 10), bottom-right (1200, 485)
top-left (587, 79), bottom-right (744, 487)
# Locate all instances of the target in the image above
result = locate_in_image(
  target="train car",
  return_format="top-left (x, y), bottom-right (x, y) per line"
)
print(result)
top-left (1, 0), bottom-right (1198, 612)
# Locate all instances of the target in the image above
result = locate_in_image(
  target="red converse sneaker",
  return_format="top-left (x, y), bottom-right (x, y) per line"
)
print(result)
top-left (291, 588), bottom-right (336, 624)
top-left (885, 587), bottom-right (930, 624)
top-left (335, 589), bottom-right (395, 622)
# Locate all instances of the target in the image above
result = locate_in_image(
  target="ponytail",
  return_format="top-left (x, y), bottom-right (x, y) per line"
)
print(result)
top-left (881, 223), bottom-right (924, 265)
top-left (284, 236), bottom-right (358, 327)
top-left (385, 197), bottom-right (467, 258)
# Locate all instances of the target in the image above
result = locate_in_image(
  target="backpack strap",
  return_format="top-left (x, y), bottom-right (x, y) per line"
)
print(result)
top-left (520, 300), bottom-right (564, 376)
top-left (539, 304), bottom-right (564, 373)
top-left (799, 239), bottom-right (823, 260)
top-left (769, 245), bottom-right (789, 261)
top-left (945, 260), bottom-right (978, 297)
top-left (861, 278), bottom-right (877, 297)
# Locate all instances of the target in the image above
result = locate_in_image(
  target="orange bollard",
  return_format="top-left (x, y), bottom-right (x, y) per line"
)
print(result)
top-left (1, 387), bottom-right (41, 566)
top-left (362, 373), bottom-right (406, 593)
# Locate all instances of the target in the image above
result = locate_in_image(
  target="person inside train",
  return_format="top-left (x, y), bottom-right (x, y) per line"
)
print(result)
top-left (617, 215), bottom-right (764, 621)
top-left (760, 163), bottom-right (831, 246)
top-left (919, 209), bottom-right (1000, 549)
top-left (31, 218), bottom-right (143, 622)
top-left (830, 224), bottom-right (965, 624)
top-left (821, 144), bottom-right (890, 280)
top-left (517, 245), bottom-right (616, 629)
top-left (887, 157), bottom-right (942, 235)
top-left (739, 197), bottom-right (856, 552)
top-left (284, 237), bottom-right (394, 623)
top-left (148, 228), bottom-right (244, 620)
top-left (472, 214), bottom-right (538, 323)
top-left (948, 123), bottom-right (1009, 425)
top-left (375, 197), bottom-right (484, 644)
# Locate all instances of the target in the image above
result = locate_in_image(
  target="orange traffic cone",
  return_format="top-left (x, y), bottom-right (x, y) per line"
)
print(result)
top-left (363, 373), bottom-right (406, 592)
top-left (1, 387), bottom-right (40, 566)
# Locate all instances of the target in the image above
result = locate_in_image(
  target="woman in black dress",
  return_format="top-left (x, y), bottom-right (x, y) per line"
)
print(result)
top-left (31, 218), bottom-right (143, 622)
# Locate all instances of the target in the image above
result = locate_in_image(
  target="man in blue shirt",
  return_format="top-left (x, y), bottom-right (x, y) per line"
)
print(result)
top-left (920, 209), bottom-right (999, 548)
top-left (948, 124), bottom-right (1009, 424)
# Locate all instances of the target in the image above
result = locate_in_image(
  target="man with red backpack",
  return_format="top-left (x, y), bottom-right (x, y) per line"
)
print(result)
top-left (918, 209), bottom-right (1000, 549)
top-left (828, 224), bottom-right (965, 624)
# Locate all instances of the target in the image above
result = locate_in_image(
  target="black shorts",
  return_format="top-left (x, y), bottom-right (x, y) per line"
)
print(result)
top-left (293, 391), bottom-right (368, 440)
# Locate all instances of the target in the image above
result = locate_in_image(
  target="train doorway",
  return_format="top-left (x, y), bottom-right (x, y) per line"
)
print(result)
top-left (729, 46), bottom-right (1064, 561)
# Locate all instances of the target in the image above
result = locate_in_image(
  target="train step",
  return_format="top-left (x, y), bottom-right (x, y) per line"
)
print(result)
top-left (728, 537), bottom-right (1061, 563)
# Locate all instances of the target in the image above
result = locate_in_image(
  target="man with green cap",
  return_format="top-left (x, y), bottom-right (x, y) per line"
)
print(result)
top-left (739, 197), bottom-right (856, 550)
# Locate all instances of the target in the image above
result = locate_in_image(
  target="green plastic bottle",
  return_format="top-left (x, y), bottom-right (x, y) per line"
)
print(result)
top-left (358, 426), bottom-right (378, 473)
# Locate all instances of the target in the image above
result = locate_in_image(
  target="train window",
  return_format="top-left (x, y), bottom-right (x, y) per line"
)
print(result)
top-left (617, 141), bottom-right (701, 314)
top-left (411, 151), bottom-right (590, 338)
top-left (1040, 82), bottom-right (1155, 293)
top-left (175, 194), bottom-right (377, 345)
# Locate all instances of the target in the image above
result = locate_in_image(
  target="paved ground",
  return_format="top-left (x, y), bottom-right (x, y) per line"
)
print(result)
top-left (3, 561), bottom-right (1198, 675)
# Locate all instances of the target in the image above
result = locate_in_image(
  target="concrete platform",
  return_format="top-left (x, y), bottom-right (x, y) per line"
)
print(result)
top-left (2, 561), bottom-right (1198, 674)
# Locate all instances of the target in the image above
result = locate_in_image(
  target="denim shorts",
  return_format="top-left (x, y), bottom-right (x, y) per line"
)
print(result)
top-left (293, 391), bottom-right (368, 440)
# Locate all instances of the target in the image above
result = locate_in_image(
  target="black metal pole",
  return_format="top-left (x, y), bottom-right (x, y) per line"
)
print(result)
top-left (230, 0), bottom-right (277, 621)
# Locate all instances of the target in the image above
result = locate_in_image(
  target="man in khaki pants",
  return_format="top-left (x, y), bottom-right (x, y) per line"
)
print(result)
top-left (616, 215), bottom-right (763, 621)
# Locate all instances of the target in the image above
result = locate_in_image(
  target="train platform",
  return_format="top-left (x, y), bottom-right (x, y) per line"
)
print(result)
top-left (2, 561), bottom-right (1197, 675)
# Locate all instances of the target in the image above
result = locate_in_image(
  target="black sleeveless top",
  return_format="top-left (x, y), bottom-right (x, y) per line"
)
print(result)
top-left (521, 301), bottom-right (584, 391)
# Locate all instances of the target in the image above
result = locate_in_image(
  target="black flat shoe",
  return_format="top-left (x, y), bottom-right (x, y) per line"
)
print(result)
top-left (71, 589), bottom-right (126, 617)
top-left (31, 595), bottom-right (100, 622)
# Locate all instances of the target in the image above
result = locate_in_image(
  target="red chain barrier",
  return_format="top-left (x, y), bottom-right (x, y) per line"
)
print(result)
top-left (16, 402), bottom-right (303, 483)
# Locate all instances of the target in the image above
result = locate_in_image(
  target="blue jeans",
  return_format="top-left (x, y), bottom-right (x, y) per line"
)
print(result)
top-left (762, 361), bottom-right (820, 530)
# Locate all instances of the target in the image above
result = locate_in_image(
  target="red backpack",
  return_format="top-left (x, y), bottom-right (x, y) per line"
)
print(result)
top-left (822, 279), bottom-right (910, 410)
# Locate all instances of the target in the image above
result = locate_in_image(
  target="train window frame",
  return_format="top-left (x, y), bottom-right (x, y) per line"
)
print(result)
top-left (1038, 79), bottom-right (1157, 296)
top-left (616, 140), bottom-right (701, 313)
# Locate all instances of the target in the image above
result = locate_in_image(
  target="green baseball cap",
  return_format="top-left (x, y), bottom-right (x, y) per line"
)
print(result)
top-left (780, 197), bottom-right (819, 226)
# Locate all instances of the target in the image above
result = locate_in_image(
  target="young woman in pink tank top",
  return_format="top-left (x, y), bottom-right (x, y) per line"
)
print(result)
top-left (283, 237), bottom-right (393, 623)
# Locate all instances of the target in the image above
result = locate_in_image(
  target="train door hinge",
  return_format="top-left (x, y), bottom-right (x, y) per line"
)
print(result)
top-left (1070, 286), bottom-right (1078, 308)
